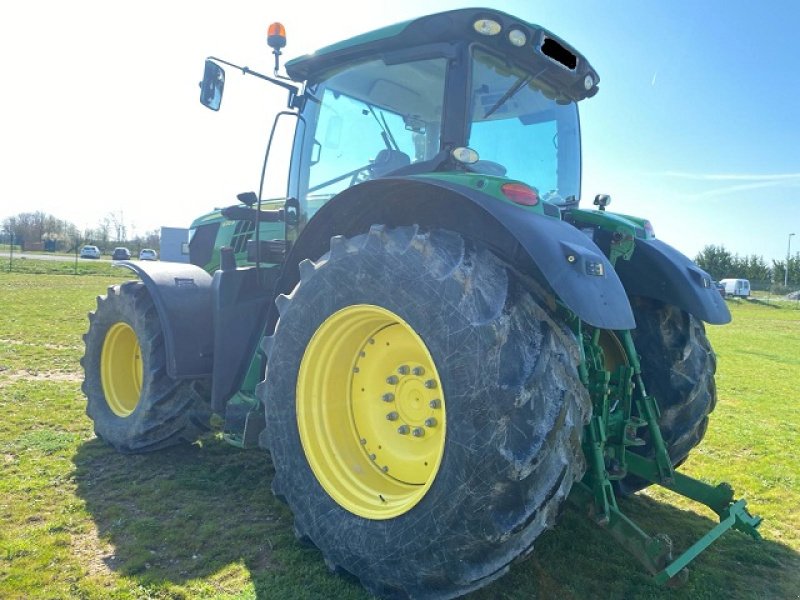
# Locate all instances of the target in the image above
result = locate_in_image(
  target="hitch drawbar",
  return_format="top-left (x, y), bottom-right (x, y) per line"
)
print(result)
top-left (569, 452), bottom-right (762, 585)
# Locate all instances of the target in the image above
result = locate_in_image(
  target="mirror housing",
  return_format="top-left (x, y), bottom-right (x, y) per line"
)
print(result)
top-left (199, 60), bottom-right (225, 111)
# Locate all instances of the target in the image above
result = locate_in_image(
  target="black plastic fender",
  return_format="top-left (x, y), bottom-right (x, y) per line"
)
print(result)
top-left (115, 261), bottom-right (214, 378)
top-left (277, 177), bottom-right (635, 330)
top-left (614, 238), bottom-right (731, 324)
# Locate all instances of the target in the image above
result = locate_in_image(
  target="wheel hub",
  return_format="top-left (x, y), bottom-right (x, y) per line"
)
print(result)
top-left (296, 304), bottom-right (446, 520)
top-left (100, 322), bottom-right (143, 417)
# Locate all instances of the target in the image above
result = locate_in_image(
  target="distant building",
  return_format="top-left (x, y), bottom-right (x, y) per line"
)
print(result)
top-left (160, 227), bottom-right (190, 263)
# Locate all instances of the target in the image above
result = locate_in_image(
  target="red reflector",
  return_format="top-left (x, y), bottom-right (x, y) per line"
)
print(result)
top-left (501, 183), bottom-right (539, 206)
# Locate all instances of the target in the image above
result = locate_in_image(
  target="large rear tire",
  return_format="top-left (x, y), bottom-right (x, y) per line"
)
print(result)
top-left (261, 225), bottom-right (590, 599)
top-left (81, 281), bottom-right (211, 453)
top-left (619, 297), bottom-right (717, 494)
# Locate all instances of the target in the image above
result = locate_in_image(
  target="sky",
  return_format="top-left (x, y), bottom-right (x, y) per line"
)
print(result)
top-left (0, 0), bottom-right (798, 262)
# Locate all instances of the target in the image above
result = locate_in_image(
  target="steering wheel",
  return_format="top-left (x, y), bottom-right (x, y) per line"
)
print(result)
top-left (349, 165), bottom-right (373, 187)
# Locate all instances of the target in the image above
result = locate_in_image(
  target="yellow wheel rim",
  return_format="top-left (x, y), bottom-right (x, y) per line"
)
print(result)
top-left (296, 305), bottom-right (446, 520)
top-left (101, 322), bottom-right (144, 417)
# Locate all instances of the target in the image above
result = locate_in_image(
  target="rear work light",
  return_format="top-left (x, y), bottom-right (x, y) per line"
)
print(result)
top-left (501, 183), bottom-right (539, 206)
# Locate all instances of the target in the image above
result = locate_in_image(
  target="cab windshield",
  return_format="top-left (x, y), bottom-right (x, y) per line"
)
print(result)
top-left (467, 49), bottom-right (581, 203)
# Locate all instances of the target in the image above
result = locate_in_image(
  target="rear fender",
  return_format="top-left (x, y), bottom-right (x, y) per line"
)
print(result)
top-left (274, 177), bottom-right (635, 330)
top-left (614, 238), bottom-right (731, 324)
top-left (115, 261), bottom-right (214, 378)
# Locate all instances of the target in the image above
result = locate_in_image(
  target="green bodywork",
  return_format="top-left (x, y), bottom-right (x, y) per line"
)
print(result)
top-left (189, 199), bottom-right (285, 272)
top-left (420, 173), bottom-right (559, 216)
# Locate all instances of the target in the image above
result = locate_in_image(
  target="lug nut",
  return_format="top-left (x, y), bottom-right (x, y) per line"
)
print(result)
top-left (369, 453), bottom-right (376, 461)
top-left (386, 412), bottom-right (399, 421)
top-left (412, 366), bottom-right (425, 376)
top-left (353, 367), bottom-right (360, 373)
top-left (424, 418), bottom-right (437, 427)
top-left (360, 438), bottom-right (367, 445)
top-left (397, 425), bottom-right (410, 435)
top-left (386, 375), bottom-right (399, 385)
top-left (381, 466), bottom-right (389, 473)
top-left (429, 399), bottom-right (441, 409)
top-left (424, 379), bottom-right (437, 389)
top-left (412, 427), bottom-right (425, 437)
top-left (382, 393), bottom-right (395, 403)
top-left (397, 365), bottom-right (410, 375)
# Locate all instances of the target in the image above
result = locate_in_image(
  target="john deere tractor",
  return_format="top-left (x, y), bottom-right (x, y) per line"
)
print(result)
top-left (81, 9), bottom-right (761, 598)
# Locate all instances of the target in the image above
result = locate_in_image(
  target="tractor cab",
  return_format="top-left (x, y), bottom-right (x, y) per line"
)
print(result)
top-left (199, 9), bottom-right (597, 252)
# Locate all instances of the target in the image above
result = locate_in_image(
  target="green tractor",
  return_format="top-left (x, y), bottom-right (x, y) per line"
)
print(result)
top-left (81, 9), bottom-right (761, 598)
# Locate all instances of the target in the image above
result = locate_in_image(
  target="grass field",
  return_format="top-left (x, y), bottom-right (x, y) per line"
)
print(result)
top-left (1, 267), bottom-right (798, 599)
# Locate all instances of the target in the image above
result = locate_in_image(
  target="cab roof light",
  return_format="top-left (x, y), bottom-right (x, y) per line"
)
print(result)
top-left (508, 28), bottom-right (527, 47)
top-left (268, 22), bottom-right (286, 50)
top-left (473, 19), bottom-right (502, 36)
top-left (502, 183), bottom-right (539, 206)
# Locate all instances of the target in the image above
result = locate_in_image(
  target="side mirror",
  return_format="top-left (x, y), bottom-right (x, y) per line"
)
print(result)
top-left (199, 60), bottom-right (225, 111)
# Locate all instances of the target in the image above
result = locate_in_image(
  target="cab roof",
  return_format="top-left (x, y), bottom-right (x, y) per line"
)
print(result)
top-left (285, 8), bottom-right (599, 102)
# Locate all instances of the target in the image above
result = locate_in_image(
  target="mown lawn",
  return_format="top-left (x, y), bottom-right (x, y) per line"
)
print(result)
top-left (0, 269), bottom-right (798, 599)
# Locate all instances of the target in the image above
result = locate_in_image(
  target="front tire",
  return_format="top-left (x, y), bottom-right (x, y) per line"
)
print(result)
top-left (81, 281), bottom-right (211, 453)
top-left (262, 226), bottom-right (590, 599)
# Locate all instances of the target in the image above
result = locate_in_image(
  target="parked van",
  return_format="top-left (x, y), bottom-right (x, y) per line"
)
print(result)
top-left (719, 278), bottom-right (750, 298)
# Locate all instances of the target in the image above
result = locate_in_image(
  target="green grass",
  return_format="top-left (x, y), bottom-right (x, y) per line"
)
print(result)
top-left (2, 257), bottom-right (121, 276)
top-left (0, 272), bottom-right (798, 599)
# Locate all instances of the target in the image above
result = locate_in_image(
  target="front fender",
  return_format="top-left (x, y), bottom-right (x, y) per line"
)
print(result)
top-left (279, 177), bottom-right (634, 330)
top-left (116, 261), bottom-right (214, 378)
top-left (614, 238), bottom-right (731, 324)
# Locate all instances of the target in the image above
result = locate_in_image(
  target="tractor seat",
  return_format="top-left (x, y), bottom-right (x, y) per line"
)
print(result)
top-left (370, 149), bottom-right (411, 178)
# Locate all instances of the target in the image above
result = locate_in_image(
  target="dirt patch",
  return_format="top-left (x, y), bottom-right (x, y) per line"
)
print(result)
top-left (0, 338), bottom-right (78, 351)
top-left (70, 528), bottom-right (117, 577)
top-left (0, 370), bottom-right (83, 384)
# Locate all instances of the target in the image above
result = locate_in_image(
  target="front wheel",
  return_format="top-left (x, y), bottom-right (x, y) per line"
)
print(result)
top-left (81, 281), bottom-right (211, 453)
top-left (261, 225), bottom-right (590, 598)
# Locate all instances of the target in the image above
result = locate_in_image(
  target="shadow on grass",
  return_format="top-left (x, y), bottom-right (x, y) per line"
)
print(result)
top-left (74, 438), bottom-right (800, 600)
top-left (72, 437), bottom-right (369, 600)
top-left (475, 493), bottom-right (800, 600)
top-left (745, 298), bottom-right (782, 309)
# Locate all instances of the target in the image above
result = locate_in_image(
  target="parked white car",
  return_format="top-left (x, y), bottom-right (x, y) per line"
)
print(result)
top-left (719, 278), bottom-right (750, 298)
top-left (79, 245), bottom-right (101, 259)
top-left (139, 248), bottom-right (158, 261)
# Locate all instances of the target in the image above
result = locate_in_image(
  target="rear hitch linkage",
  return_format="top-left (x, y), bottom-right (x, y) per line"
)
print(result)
top-left (568, 320), bottom-right (762, 585)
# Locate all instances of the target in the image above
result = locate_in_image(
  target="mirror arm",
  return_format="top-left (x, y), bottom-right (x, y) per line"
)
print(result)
top-left (207, 56), bottom-right (300, 96)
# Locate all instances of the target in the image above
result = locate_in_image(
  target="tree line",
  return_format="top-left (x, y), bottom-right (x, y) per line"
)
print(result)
top-left (694, 245), bottom-right (799, 289)
top-left (1, 211), bottom-right (160, 253)
top-left (2, 211), bottom-right (796, 288)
